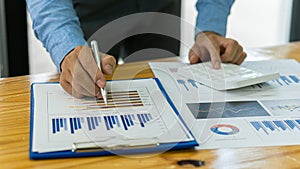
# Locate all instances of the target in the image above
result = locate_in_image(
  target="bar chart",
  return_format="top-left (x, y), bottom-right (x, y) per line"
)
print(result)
top-left (249, 119), bottom-right (300, 135)
top-left (33, 79), bottom-right (196, 153)
top-left (260, 99), bottom-right (300, 116)
top-left (277, 75), bottom-right (299, 85)
top-left (51, 113), bottom-right (155, 134)
top-left (271, 104), bottom-right (300, 113)
top-left (177, 79), bottom-right (201, 91)
top-left (46, 84), bottom-right (171, 142)
top-left (251, 74), bottom-right (300, 89)
top-left (69, 90), bottom-right (148, 110)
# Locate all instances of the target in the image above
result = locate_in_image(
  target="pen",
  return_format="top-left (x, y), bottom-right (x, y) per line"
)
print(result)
top-left (91, 40), bottom-right (108, 105)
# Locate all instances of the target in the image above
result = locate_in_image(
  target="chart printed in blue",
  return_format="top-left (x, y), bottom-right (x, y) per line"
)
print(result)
top-left (51, 113), bottom-right (155, 134)
top-left (32, 80), bottom-right (194, 153)
top-left (45, 86), bottom-right (191, 146)
top-left (271, 105), bottom-right (300, 113)
top-left (249, 119), bottom-right (300, 135)
top-left (260, 99), bottom-right (300, 116)
top-left (47, 88), bottom-right (168, 142)
top-left (177, 79), bottom-right (201, 91)
top-left (251, 74), bottom-right (300, 89)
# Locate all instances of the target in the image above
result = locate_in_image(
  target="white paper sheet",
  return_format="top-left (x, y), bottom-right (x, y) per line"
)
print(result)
top-left (32, 79), bottom-right (193, 153)
top-left (149, 59), bottom-right (300, 149)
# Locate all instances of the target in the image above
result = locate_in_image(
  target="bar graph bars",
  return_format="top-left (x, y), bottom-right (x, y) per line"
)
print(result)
top-left (289, 75), bottom-right (300, 83)
top-left (250, 74), bottom-right (300, 89)
top-left (251, 83), bottom-right (270, 89)
top-left (177, 79), bottom-right (201, 91)
top-left (136, 113), bottom-right (152, 128)
top-left (69, 90), bottom-right (145, 110)
top-left (177, 79), bottom-right (189, 91)
top-left (271, 104), bottom-right (300, 113)
top-left (51, 113), bottom-right (154, 134)
top-left (52, 118), bottom-right (68, 134)
top-left (273, 75), bottom-right (299, 86)
top-left (104, 115), bottom-right (120, 130)
top-left (86, 116), bottom-right (101, 132)
top-left (187, 79), bottom-right (199, 88)
top-left (249, 119), bottom-right (300, 135)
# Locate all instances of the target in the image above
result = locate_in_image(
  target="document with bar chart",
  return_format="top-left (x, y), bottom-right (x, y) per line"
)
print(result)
top-left (30, 78), bottom-right (197, 158)
top-left (149, 59), bottom-right (300, 149)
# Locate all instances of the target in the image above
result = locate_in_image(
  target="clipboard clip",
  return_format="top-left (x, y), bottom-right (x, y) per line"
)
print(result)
top-left (72, 138), bottom-right (159, 152)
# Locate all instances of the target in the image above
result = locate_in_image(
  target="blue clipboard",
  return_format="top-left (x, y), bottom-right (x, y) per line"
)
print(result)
top-left (29, 78), bottom-right (198, 159)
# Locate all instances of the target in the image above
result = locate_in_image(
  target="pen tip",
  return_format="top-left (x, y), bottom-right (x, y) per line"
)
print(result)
top-left (103, 97), bottom-right (108, 105)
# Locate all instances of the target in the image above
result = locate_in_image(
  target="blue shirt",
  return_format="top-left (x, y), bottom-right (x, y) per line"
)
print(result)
top-left (26, 0), bottom-right (234, 71)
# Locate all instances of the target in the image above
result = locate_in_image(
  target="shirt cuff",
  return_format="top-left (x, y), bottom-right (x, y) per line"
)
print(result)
top-left (195, 0), bottom-right (234, 37)
top-left (49, 28), bottom-right (87, 72)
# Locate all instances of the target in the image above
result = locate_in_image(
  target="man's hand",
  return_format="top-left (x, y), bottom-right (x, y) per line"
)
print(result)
top-left (60, 46), bottom-right (116, 98)
top-left (189, 32), bottom-right (247, 69)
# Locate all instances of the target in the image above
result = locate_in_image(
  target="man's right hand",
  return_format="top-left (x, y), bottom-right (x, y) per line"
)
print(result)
top-left (189, 31), bottom-right (247, 68)
top-left (60, 46), bottom-right (116, 98)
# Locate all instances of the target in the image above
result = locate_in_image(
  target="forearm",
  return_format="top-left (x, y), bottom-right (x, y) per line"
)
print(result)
top-left (195, 0), bottom-right (234, 37)
top-left (26, 0), bottom-right (86, 71)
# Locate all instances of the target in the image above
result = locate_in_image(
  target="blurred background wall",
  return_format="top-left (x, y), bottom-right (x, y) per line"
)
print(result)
top-left (0, 0), bottom-right (297, 76)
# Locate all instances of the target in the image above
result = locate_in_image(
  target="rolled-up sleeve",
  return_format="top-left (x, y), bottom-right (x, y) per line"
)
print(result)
top-left (195, 0), bottom-right (234, 37)
top-left (26, 0), bottom-right (86, 71)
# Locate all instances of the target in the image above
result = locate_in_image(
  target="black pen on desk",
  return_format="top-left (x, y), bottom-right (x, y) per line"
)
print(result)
top-left (91, 40), bottom-right (108, 105)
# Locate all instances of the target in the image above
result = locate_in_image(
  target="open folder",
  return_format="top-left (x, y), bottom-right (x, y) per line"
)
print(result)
top-left (29, 78), bottom-right (198, 159)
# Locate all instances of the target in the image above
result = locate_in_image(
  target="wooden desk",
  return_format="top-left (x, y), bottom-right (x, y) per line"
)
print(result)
top-left (1, 42), bottom-right (300, 169)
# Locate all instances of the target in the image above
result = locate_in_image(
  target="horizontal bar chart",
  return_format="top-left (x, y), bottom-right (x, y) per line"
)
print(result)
top-left (69, 90), bottom-right (146, 110)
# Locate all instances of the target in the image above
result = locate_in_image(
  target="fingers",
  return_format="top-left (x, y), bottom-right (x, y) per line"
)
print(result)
top-left (207, 45), bottom-right (221, 69)
top-left (101, 53), bottom-right (116, 75)
top-left (71, 46), bottom-right (99, 96)
top-left (220, 38), bottom-right (245, 65)
top-left (189, 44), bottom-right (221, 69)
top-left (72, 59), bottom-right (99, 96)
top-left (188, 44), bottom-right (209, 64)
top-left (60, 73), bottom-right (79, 98)
top-left (61, 53), bottom-right (98, 97)
top-left (59, 45), bottom-right (116, 99)
top-left (77, 47), bottom-right (106, 89)
top-left (60, 72), bottom-right (92, 99)
top-left (189, 46), bottom-right (201, 64)
top-left (60, 49), bottom-right (84, 98)
top-left (189, 32), bottom-right (247, 69)
top-left (76, 47), bottom-right (116, 95)
top-left (236, 51), bottom-right (247, 65)
top-left (220, 39), bottom-right (238, 62)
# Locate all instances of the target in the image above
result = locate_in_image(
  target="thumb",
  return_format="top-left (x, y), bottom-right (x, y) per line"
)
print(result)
top-left (101, 54), bottom-right (116, 75)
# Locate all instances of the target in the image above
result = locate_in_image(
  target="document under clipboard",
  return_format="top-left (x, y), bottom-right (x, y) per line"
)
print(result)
top-left (29, 78), bottom-right (198, 159)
